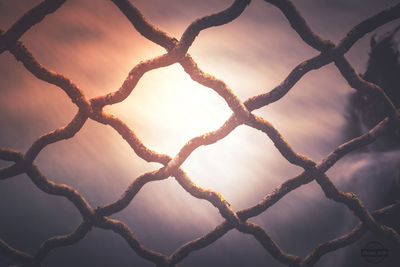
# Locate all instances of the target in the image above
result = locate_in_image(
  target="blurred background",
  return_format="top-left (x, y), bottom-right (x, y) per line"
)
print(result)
top-left (0, 0), bottom-right (399, 266)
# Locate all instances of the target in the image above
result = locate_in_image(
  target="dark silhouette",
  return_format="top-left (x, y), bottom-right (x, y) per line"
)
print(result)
top-left (341, 26), bottom-right (400, 267)
top-left (345, 26), bottom-right (400, 151)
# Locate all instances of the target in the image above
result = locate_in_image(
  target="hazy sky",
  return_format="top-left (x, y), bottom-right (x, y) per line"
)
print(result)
top-left (0, 0), bottom-right (399, 266)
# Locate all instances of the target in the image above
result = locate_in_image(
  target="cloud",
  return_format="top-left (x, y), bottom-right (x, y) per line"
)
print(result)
top-left (1, 0), bottom-right (399, 266)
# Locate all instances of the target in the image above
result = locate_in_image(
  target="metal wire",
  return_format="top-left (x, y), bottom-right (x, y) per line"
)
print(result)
top-left (0, 0), bottom-right (399, 266)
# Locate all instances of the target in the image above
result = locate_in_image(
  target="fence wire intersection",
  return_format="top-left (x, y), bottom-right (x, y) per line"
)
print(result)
top-left (0, 0), bottom-right (400, 266)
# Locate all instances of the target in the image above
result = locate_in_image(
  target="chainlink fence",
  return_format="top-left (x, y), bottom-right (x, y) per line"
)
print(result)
top-left (1, 0), bottom-right (400, 266)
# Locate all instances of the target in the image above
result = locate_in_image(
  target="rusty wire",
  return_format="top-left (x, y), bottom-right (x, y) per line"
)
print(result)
top-left (1, 0), bottom-right (400, 266)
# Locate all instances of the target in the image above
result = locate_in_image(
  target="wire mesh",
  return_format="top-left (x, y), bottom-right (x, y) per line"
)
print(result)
top-left (1, 0), bottom-right (400, 266)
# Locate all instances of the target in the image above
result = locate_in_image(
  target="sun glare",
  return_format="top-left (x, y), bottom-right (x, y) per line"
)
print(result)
top-left (108, 63), bottom-right (232, 154)
top-left (106, 59), bottom-right (286, 204)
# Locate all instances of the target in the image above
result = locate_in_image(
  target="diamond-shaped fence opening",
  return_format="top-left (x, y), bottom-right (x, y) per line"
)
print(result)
top-left (0, 0), bottom-right (400, 266)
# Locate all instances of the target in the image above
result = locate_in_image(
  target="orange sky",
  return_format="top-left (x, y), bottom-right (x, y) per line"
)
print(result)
top-left (1, 0), bottom-right (399, 266)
